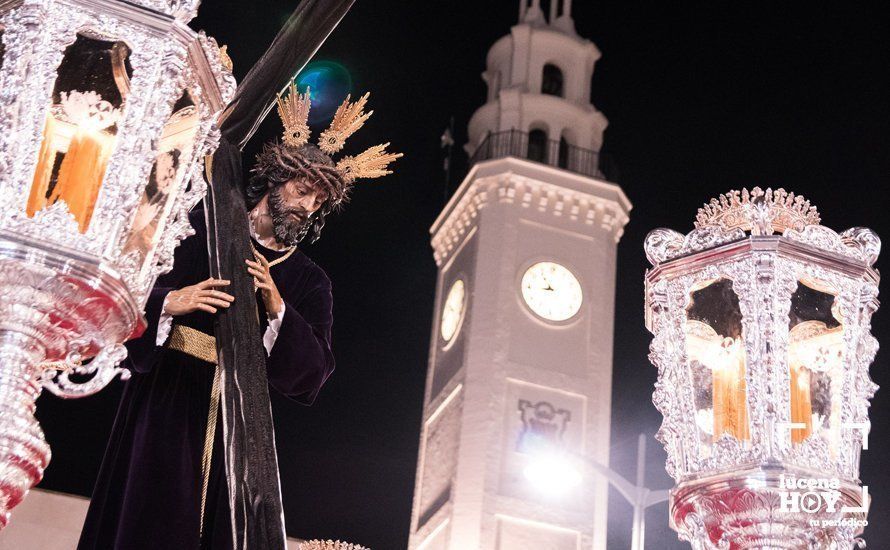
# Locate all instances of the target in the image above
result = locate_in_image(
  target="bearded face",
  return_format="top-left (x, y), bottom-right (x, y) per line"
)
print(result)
top-left (248, 142), bottom-right (350, 246)
top-left (268, 185), bottom-right (312, 246)
top-left (266, 177), bottom-right (329, 246)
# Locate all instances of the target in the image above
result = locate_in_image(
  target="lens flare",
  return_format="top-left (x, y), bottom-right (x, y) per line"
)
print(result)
top-left (294, 61), bottom-right (352, 124)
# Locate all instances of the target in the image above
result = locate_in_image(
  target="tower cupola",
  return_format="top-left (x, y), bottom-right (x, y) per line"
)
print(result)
top-left (468, 1), bottom-right (609, 180)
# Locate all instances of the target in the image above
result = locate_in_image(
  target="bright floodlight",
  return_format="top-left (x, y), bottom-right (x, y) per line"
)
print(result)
top-left (522, 452), bottom-right (583, 496)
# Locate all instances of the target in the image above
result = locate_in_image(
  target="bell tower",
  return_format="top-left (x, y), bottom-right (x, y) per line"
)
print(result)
top-left (468, 0), bottom-right (607, 170)
top-left (409, 3), bottom-right (630, 549)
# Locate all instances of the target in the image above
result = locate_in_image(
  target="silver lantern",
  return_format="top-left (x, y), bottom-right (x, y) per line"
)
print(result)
top-left (644, 188), bottom-right (880, 549)
top-left (0, 0), bottom-right (235, 526)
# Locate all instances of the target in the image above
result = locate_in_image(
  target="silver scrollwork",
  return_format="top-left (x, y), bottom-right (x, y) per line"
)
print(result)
top-left (0, 0), bottom-right (234, 527)
top-left (645, 189), bottom-right (879, 547)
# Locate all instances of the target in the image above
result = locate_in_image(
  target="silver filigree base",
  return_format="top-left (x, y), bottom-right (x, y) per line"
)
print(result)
top-left (0, 235), bottom-right (142, 526)
top-left (0, 331), bottom-right (49, 528)
top-left (671, 468), bottom-right (867, 550)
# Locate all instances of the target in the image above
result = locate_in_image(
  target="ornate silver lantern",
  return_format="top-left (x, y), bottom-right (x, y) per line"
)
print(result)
top-left (0, 0), bottom-right (235, 526)
top-left (644, 188), bottom-right (880, 549)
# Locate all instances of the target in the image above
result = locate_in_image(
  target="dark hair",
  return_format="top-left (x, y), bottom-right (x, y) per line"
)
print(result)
top-left (247, 142), bottom-right (351, 243)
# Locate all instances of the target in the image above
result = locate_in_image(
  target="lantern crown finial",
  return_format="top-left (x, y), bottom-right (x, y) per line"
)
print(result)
top-left (695, 187), bottom-right (820, 235)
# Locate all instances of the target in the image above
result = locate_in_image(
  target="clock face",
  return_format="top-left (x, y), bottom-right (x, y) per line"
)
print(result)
top-left (440, 279), bottom-right (467, 344)
top-left (521, 262), bottom-right (583, 322)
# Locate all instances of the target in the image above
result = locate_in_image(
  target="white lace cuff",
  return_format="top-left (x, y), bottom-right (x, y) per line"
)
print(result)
top-left (156, 294), bottom-right (174, 346)
top-left (263, 305), bottom-right (286, 356)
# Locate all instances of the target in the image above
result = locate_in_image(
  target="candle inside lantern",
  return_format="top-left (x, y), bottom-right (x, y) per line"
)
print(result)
top-left (711, 337), bottom-right (750, 441)
top-left (686, 320), bottom-right (751, 443)
top-left (25, 90), bottom-right (120, 232)
top-left (787, 319), bottom-right (844, 446)
top-left (48, 127), bottom-right (112, 231)
top-left (27, 114), bottom-right (58, 216)
top-left (789, 364), bottom-right (813, 443)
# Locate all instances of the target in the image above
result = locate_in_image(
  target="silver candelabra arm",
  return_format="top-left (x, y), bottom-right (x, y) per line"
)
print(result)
top-left (42, 344), bottom-right (131, 398)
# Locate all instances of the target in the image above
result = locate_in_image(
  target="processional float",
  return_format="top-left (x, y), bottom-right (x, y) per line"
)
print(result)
top-left (0, 1), bottom-right (353, 546)
top-left (645, 188), bottom-right (880, 548)
top-left (0, 0), bottom-right (235, 525)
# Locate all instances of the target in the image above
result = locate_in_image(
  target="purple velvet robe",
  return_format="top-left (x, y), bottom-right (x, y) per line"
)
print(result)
top-left (77, 207), bottom-right (335, 550)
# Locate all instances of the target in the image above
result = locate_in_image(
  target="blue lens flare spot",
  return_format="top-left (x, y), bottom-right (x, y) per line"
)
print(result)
top-left (295, 61), bottom-right (353, 124)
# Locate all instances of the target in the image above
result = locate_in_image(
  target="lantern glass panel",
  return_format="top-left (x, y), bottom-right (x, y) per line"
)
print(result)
top-left (787, 279), bottom-right (845, 452)
top-left (685, 278), bottom-right (750, 458)
top-left (26, 33), bottom-right (132, 233)
top-left (122, 90), bottom-right (201, 277)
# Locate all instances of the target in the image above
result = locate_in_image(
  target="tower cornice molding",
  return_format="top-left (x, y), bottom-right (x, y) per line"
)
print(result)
top-left (430, 158), bottom-right (631, 266)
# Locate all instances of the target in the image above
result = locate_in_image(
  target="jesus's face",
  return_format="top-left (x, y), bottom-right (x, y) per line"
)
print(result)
top-left (267, 177), bottom-right (329, 246)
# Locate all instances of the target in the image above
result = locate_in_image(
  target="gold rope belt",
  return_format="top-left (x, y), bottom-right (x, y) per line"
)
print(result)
top-left (165, 324), bottom-right (220, 538)
top-left (167, 324), bottom-right (218, 365)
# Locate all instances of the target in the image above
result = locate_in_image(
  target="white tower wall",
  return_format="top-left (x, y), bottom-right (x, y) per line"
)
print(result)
top-left (410, 4), bottom-right (629, 549)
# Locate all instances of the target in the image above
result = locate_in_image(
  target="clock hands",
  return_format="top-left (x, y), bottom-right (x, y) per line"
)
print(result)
top-left (521, 262), bottom-right (582, 322)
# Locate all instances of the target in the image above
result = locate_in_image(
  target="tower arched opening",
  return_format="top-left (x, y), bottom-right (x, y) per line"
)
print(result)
top-left (542, 63), bottom-right (564, 97)
top-left (527, 128), bottom-right (548, 164)
top-left (558, 135), bottom-right (570, 169)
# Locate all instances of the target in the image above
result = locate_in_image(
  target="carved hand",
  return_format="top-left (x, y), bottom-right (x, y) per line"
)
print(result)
top-left (247, 252), bottom-right (284, 317)
top-left (163, 278), bottom-right (234, 316)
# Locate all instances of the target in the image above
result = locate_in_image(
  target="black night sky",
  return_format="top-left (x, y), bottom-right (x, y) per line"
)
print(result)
top-left (33, 2), bottom-right (890, 549)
